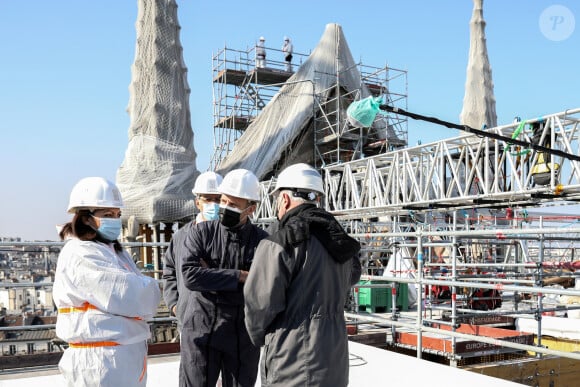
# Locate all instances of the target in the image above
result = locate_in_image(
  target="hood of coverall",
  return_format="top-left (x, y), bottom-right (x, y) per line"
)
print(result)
top-left (278, 204), bottom-right (360, 263)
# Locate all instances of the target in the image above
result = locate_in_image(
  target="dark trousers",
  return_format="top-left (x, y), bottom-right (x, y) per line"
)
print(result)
top-left (179, 322), bottom-right (259, 387)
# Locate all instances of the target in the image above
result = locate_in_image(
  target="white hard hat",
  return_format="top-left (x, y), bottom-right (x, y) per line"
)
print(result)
top-left (272, 163), bottom-right (324, 196)
top-left (284, 36), bottom-right (289, 41)
top-left (218, 169), bottom-right (261, 201)
top-left (259, 36), bottom-right (265, 41)
top-left (67, 177), bottom-right (124, 213)
top-left (192, 171), bottom-right (223, 195)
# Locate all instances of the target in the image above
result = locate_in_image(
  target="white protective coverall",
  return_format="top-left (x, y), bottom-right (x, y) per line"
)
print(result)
top-left (282, 38), bottom-right (293, 72)
top-left (256, 39), bottom-right (266, 68)
top-left (54, 238), bottom-right (161, 387)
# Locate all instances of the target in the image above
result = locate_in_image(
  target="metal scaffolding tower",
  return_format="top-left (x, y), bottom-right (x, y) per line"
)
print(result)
top-left (210, 44), bottom-right (309, 170)
top-left (210, 42), bottom-right (409, 171)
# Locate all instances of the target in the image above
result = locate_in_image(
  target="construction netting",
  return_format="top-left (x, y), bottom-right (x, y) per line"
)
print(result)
top-left (116, 0), bottom-right (198, 225)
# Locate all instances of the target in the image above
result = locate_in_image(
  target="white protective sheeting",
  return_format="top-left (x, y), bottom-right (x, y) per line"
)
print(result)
top-left (116, 0), bottom-right (198, 224)
top-left (459, 0), bottom-right (497, 131)
top-left (217, 23), bottom-right (402, 180)
top-left (516, 315), bottom-right (580, 340)
top-left (382, 248), bottom-right (418, 308)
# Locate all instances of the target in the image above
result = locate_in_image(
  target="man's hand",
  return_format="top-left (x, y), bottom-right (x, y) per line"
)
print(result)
top-left (239, 270), bottom-right (249, 283)
top-left (172, 305), bottom-right (177, 316)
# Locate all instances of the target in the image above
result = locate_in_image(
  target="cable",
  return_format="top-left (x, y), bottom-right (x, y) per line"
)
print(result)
top-left (381, 105), bottom-right (580, 163)
top-left (348, 352), bottom-right (368, 367)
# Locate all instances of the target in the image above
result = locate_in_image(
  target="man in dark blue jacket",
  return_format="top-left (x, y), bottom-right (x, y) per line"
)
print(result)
top-left (179, 169), bottom-right (268, 387)
top-left (244, 163), bottom-right (361, 387)
top-left (163, 171), bottom-right (223, 325)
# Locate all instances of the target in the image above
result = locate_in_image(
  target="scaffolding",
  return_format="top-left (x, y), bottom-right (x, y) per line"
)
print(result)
top-left (210, 44), bottom-right (309, 169)
top-left (210, 38), bottom-right (580, 381)
top-left (345, 216), bottom-right (580, 366)
top-left (314, 63), bottom-right (408, 167)
top-left (252, 107), bottom-right (580, 369)
top-left (210, 43), bottom-right (409, 170)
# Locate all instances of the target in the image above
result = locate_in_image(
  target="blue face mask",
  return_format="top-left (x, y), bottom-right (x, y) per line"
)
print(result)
top-left (202, 202), bottom-right (220, 221)
top-left (95, 217), bottom-right (122, 241)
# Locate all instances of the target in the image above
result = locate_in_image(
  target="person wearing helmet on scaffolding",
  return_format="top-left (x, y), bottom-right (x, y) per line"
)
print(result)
top-left (244, 163), bottom-right (361, 387)
top-left (256, 36), bottom-right (266, 68)
top-left (282, 36), bottom-right (293, 72)
top-left (53, 177), bottom-right (161, 387)
top-left (162, 171), bottom-right (223, 381)
top-left (177, 169), bottom-right (268, 387)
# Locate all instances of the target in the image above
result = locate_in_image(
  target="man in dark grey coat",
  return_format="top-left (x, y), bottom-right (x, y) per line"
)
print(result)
top-left (179, 169), bottom-right (269, 387)
top-left (244, 163), bottom-right (362, 387)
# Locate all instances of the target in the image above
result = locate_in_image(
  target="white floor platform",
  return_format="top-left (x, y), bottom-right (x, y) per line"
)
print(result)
top-left (0, 341), bottom-right (522, 386)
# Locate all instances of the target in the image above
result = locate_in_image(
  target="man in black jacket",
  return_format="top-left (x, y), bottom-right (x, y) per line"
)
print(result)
top-left (244, 163), bottom-right (361, 387)
top-left (179, 169), bottom-right (268, 387)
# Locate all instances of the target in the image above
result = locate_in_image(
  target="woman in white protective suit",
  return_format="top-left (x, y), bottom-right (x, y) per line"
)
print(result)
top-left (53, 177), bottom-right (161, 387)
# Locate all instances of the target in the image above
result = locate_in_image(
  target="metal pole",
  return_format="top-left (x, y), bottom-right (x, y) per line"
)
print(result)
top-left (350, 225), bottom-right (580, 238)
top-left (153, 224), bottom-right (160, 280)
top-left (360, 274), bottom-right (580, 298)
top-left (343, 312), bottom-right (580, 361)
top-left (451, 211), bottom-right (458, 363)
top-left (416, 227), bottom-right (423, 359)
top-left (536, 216), bottom-right (544, 357)
top-left (391, 242), bottom-right (398, 341)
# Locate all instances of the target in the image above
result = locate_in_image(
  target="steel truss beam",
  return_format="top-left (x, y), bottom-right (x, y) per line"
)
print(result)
top-left (255, 108), bottom-right (580, 224)
top-left (320, 108), bottom-right (580, 219)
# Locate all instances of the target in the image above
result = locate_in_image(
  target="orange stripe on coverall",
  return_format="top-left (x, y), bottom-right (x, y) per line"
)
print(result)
top-left (58, 302), bottom-right (99, 314)
top-left (68, 341), bottom-right (119, 348)
top-left (58, 302), bottom-right (142, 320)
top-left (138, 355), bottom-right (147, 382)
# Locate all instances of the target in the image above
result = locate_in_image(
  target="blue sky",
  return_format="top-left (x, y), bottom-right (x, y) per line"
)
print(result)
top-left (1, 1), bottom-right (578, 241)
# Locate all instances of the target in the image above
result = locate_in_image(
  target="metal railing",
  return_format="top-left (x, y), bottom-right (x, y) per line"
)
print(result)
top-left (3, 218), bottom-right (580, 367)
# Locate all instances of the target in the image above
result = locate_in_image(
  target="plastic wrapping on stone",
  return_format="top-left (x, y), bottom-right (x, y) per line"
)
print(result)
top-left (346, 96), bottom-right (383, 128)
top-left (459, 0), bottom-right (497, 131)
